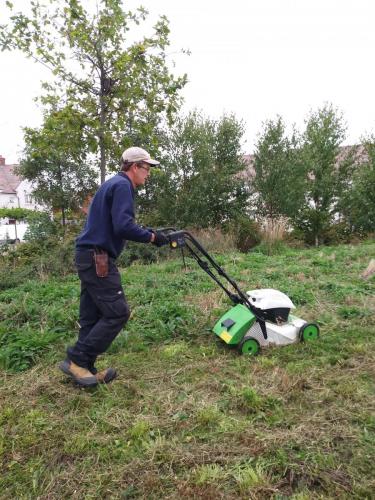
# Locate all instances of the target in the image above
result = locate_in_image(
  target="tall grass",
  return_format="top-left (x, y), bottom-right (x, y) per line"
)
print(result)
top-left (188, 227), bottom-right (236, 253)
top-left (258, 216), bottom-right (290, 254)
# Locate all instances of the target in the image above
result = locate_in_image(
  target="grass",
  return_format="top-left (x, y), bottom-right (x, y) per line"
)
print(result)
top-left (0, 240), bottom-right (374, 498)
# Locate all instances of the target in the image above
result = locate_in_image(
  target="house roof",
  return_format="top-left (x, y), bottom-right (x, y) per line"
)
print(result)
top-left (0, 160), bottom-right (22, 194)
top-left (336, 144), bottom-right (368, 165)
top-left (241, 144), bottom-right (369, 181)
top-left (241, 153), bottom-right (256, 179)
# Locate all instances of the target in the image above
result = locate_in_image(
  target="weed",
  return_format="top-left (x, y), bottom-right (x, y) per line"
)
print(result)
top-left (193, 463), bottom-right (225, 485)
top-left (195, 405), bottom-right (223, 429)
top-left (233, 460), bottom-right (273, 493)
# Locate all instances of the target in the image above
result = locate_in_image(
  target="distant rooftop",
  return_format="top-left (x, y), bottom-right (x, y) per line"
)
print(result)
top-left (0, 156), bottom-right (22, 194)
top-left (241, 144), bottom-right (368, 180)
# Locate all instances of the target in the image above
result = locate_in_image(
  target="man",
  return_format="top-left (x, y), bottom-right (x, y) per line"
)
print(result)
top-left (59, 147), bottom-right (168, 387)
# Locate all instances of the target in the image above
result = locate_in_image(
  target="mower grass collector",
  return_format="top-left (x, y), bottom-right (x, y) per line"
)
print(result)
top-left (165, 229), bottom-right (319, 355)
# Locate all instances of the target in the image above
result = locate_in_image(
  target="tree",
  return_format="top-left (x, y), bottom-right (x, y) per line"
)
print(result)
top-left (1, 0), bottom-right (187, 182)
top-left (340, 139), bottom-right (375, 233)
top-left (296, 104), bottom-right (355, 246)
top-left (17, 105), bottom-right (98, 225)
top-left (252, 116), bottom-right (304, 220)
top-left (139, 112), bottom-right (249, 228)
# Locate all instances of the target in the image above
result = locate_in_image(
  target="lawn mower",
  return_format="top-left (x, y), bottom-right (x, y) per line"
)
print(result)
top-left (163, 229), bottom-right (319, 355)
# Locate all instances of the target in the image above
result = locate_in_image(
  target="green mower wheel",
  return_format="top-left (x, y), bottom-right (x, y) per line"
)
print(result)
top-left (239, 337), bottom-right (260, 356)
top-left (299, 323), bottom-right (320, 342)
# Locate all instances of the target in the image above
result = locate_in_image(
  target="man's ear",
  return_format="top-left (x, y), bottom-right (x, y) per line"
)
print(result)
top-left (126, 163), bottom-right (135, 175)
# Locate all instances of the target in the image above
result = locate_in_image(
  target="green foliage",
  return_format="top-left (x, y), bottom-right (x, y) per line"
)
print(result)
top-left (23, 212), bottom-right (58, 242)
top-left (0, 238), bottom-right (373, 372)
top-left (0, 208), bottom-right (36, 221)
top-left (0, 241), bottom-right (375, 497)
top-left (295, 104), bottom-right (356, 245)
top-left (255, 239), bottom-right (288, 256)
top-left (140, 111), bottom-right (249, 228)
top-left (116, 240), bottom-right (170, 267)
top-left (253, 116), bottom-right (304, 220)
top-left (321, 221), bottom-right (363, 245)
top-left (225, 216), bottom-right (261, 252)
top-left (0, 234), bottom-right (77, 291)
top-left (2, 0), bottom-right (187, 182)
top-left (250, 107), bottom-right (372, 245)
top-left (17, 106), bottom-right (98, 224)
top-left (339, 138), bottom-right (375, 233)
top-left (0, 280), bottom-right (79, 371)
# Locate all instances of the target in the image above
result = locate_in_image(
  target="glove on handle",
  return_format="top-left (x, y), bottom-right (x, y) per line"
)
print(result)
top-left (152, 230), bottom-right (169, 247)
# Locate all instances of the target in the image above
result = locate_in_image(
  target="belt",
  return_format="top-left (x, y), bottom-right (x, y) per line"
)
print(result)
top-left (76, 245), bottom-right (95, 251)
top-left (76, 245), bottom-right (111, 256)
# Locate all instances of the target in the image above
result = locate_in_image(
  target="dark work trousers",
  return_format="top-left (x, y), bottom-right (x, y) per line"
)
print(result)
top-left (67, 249), bottom-right (130, 370)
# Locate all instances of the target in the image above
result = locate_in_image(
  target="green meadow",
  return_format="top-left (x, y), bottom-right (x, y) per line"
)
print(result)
top-left (1, 241), bottom-right (374, 498)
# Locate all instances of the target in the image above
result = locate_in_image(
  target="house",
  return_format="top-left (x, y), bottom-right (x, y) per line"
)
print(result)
top-left (0, 155), bottom-right (41, 210)
top-left (0, 155), bottom-right (43, 241)
top-left (241, 153), bottom-right (256, 180)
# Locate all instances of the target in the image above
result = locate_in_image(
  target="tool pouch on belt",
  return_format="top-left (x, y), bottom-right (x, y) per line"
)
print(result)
top-left (94, 249), bottom-right (109, 278)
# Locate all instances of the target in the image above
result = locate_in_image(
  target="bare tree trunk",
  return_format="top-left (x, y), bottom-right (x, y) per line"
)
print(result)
top-left (57, 164), bottom-right (66, 226)
top-left (61, 206), bottom-right (66, 226)
top-left (99, 71), bottom-right (107, 185)
top-left (99, 100), bottom-right (106, 184)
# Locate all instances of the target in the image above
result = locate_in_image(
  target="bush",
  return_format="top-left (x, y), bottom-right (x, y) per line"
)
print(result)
top-left (0, 234), bottom-right (76, 290)
top-left (289, 221), bottom-right (365, 246)
top-left (225, 217), bottom-right (261, 253)
top-left (24, 212), bottom-right (58, 242)
top-left (322, 222), bottom-right (365, 245)
top-left (117, 241), bottom-right (167, 267)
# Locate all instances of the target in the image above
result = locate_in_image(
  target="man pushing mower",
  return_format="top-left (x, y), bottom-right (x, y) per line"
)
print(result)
top-left (59, 147), bottom-right (169, 387)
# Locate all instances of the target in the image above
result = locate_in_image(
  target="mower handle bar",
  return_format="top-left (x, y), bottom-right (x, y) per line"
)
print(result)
top-left (159, 228), bottom-right (261, 315)
top-left (158, 228), bottom-right (269, 338)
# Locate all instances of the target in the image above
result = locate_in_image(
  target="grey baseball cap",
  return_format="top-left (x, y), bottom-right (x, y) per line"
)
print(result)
top-left (121, 146), bottom-right (160, 166)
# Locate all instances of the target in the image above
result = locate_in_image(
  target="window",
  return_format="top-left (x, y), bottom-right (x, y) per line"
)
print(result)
top-left (25, 193), bottom-right (33, 204)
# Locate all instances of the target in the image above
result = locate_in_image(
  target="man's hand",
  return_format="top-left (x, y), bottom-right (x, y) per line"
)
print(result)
top-left (151, 230), bottom-right (169, 247)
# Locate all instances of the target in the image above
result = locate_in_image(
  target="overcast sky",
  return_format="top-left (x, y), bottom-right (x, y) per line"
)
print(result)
top-left (1, 0), bottom-right (374, 164)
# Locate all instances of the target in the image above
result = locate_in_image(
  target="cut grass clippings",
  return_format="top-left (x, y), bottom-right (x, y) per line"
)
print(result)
top-left (0, 240), bottom-right (374, 498)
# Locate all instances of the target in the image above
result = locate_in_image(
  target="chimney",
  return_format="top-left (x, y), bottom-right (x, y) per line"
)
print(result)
top-left (0, 156), bottom-right (5, 166)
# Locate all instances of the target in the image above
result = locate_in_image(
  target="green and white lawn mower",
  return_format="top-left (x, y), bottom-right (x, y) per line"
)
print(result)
top-left (164, 229), bottom-right (319, 355)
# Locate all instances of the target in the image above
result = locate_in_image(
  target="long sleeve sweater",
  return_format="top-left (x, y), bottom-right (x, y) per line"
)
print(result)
top-left (76, 172), bottom-right (152, 258)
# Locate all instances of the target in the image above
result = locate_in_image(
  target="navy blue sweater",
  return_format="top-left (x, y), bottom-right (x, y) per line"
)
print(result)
top-left (76, 173), bottom-right (152, 258)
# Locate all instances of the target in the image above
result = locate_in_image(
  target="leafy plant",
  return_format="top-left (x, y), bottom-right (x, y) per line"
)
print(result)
top-left (23, 212), bottom-right (58, 242)
top-left (1, 0), bottom-right (187, 182)
top-left (339, 138), bottom-right (375, 233)
top-left (252, 116), bottom-right (304, 220)
top-left (18, 106), bottom-right (98, 224)
top-left (141, 111), bottom-right (249, 228)
top-left (295, 104), bottom-right (356, 245)
top-left (226, 216), bottom-right (261, 252)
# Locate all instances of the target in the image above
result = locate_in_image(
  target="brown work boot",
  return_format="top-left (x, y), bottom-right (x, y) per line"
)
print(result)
top-left (59, 359), bottom-right (98, 388)
top-left (95, 367), bottom-right (117, 384)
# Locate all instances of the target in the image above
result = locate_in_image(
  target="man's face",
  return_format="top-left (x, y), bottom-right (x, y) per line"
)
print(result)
top-left (133, 162), bottom-right (151, 186)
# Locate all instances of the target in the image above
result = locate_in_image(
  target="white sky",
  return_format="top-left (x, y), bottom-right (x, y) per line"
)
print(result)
top-left (1, 0), bottom-right (375, 164)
